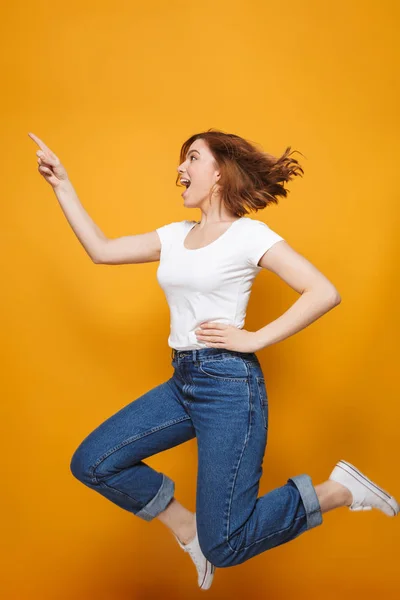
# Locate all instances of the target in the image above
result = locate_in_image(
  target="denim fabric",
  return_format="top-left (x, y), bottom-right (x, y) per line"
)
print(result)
top-left (70, 347), bottom-right (323, 567)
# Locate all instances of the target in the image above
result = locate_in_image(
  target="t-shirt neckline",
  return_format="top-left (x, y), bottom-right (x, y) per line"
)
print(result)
top-left (182, 218), bottom-right (245, 252)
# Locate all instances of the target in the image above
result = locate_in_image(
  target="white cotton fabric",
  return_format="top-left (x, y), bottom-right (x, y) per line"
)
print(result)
top-left (155, 217), bottom-right (285, 350)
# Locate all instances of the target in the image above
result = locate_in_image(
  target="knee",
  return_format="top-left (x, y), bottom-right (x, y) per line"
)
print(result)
top-left (70, 443), bottom-right (94, 484)
top-left (197, 527), bottom-right (237, 569)
top-left (201, 545), bottom-right (235, 569)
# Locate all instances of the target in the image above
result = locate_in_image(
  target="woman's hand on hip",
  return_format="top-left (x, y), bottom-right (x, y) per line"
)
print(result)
top-left (195, 322), bottom-right (262, 353)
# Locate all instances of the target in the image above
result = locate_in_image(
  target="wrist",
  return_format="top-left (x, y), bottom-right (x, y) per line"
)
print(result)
top-left (53, 179), bottom-right (74, 198)
top-left (253, 330), bottom-right (267, 351)
top-left (55, 178), bottom-right (72, 191)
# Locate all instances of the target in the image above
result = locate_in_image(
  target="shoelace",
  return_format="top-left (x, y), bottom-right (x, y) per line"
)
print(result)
top-left (351, 503), bottom-right (372, 511)
top-left (351, 489), bottom-right (372, 511)
top-left (183, 543), bottom-right (203, 570)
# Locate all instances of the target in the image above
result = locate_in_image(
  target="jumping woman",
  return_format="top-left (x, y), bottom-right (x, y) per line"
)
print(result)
top-left (29, 129), bottom-right (399, 591)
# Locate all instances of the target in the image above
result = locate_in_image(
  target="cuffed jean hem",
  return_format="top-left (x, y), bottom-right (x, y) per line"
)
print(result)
top-left (135, 474), bottom-right (175, 522)
top-left (288, 473), bottom-right (323, 530)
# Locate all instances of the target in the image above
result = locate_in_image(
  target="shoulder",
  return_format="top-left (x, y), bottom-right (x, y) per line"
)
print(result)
top-left (239, 217), bottom-right (275, 236)
top-left (155, 220), bottom-right (189, 253)
top-left (241, 217), bottom-right (285, 268)
top-left (242, 217), bottom-right (282, 236)
top-left (156, 219), bottom-right (186, 230)
top-left (242, 217), bottom-right (272, 229)
top-left (156, 220), bottom-right (187, 235)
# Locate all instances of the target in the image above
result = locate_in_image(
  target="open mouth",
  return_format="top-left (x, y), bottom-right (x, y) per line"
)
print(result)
top-left (181, 178), bottom-right (191, 197)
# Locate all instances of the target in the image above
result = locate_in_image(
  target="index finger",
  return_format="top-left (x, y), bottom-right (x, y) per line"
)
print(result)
top-left (28, 132), bottom-right (56, 157)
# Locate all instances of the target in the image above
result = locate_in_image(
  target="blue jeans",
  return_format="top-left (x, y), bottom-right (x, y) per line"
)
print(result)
top-left (70, 348), bottom-right (323, 568)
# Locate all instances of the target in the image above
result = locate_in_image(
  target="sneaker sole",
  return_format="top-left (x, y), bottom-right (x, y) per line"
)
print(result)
top-left (200, 561), bottom-right (215, 590)
top-left (337, 460), bottom-right (399, 516)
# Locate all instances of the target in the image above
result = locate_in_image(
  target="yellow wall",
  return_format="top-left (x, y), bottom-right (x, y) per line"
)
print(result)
top-left (2, 0), bottom-right (399, 597)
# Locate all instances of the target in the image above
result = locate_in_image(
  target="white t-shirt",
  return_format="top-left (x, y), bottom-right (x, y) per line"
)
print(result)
top-left (155, 217), bottom-right (285, 350)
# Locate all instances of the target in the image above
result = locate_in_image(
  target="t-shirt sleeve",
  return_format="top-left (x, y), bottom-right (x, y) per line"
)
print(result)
top-left (246, 220), bottom-right (285, 268)
top-left (155, 221), bottom-right (182, 256)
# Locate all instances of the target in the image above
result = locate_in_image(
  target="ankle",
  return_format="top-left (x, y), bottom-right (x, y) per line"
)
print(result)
top-left (330, 480), bottom-right (353, 506)
top-left (315, 480), bottom-right (353, 513)
top-left (176, 514), bottom-right (196, 545)
top-left (156, 497), bottom-right (196, 543)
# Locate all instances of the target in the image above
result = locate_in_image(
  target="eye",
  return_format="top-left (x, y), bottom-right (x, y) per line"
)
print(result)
top-left (190, 155), bottom-right (197, 161)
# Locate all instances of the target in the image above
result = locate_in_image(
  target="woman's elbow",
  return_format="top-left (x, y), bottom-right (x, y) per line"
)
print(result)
top-left (328, 288), bottom-right (342, 305)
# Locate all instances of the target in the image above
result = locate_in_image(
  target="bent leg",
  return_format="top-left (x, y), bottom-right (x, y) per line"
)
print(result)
top-left (193, 375), bottom-right (323, 567)
top-left (70, 379), bottom-right (195, 521)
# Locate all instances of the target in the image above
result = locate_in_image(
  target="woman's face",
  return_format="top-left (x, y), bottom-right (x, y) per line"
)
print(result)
top-left (177, 138), bottom-right (221, 207)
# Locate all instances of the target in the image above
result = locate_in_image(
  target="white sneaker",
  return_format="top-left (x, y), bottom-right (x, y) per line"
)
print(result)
top-left (173, 514), bottom-right (216, 590)
top-left (329, 459), bottom-right (399, 516)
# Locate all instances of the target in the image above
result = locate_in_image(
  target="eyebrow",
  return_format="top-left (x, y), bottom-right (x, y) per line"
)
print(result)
top-left (186, 149), bottom-right (200, 158)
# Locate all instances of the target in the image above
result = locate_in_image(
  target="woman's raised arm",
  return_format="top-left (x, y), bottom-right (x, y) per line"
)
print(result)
top-left (28, 132), bottom-right (161, 264)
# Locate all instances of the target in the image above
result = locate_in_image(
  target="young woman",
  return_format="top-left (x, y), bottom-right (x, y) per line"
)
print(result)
top-left (29, 129), bottom-right (399, 591)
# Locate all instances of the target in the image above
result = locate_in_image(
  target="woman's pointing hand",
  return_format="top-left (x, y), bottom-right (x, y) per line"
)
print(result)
top-left (28, 132), bottom-right (69, 189)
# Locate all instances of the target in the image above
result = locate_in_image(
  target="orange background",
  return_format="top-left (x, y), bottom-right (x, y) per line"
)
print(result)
top-left (2, 0), bottom-right (399, 598)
